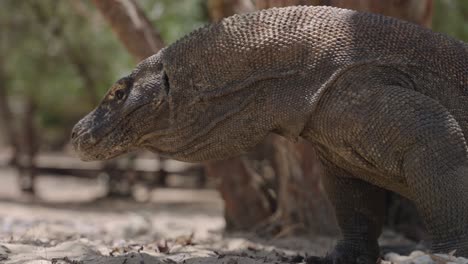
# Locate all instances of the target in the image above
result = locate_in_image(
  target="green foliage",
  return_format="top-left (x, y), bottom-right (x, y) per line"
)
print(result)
top-left (141, 0), bottom-right (208, 44)
top-left (0, 0), bottom-right (209, 149)
top-left (433, 0), bottom-right (468, 42)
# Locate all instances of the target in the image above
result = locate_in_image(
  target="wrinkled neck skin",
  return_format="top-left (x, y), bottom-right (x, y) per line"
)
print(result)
top-left (141, 76), bottom-right (319, 163)
top-left (147, 54), bottom-right (345, 163)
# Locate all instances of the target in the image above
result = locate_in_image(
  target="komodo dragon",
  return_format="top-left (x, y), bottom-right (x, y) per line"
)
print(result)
top-left (71, 6), bottom-right (468, 264)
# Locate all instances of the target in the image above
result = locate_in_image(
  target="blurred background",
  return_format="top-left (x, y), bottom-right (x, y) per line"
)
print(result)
top-left (0, 0), bottom-right (467, 263)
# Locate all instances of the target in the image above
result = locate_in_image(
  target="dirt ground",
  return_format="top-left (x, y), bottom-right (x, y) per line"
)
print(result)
top-left (0, 167), bottom-right (466, 264)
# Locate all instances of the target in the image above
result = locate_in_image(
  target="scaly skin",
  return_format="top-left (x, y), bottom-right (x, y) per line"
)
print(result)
top-left (72, 6), bottom-right (468, 263)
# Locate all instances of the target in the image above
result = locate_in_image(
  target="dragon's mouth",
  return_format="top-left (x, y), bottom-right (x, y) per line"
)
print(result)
top-left (72, 102), bottom-right (154, 161)
top-left (73, 134), bottom-right (133, 161)
top-left (72, 134), bottom-right (107, 161)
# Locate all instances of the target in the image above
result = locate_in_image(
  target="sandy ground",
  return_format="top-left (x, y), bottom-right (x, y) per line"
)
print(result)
top-left (0, 167), bottom-right (334, 264)
top-left (0, 167), bottom-right (467, 264)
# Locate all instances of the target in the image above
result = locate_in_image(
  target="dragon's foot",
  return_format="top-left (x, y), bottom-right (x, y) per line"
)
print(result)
top-left (306, 241), bottom-right (380, 264)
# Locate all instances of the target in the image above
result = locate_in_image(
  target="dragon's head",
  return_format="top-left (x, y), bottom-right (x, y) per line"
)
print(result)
top-left (72, 52), bottom-right (170, 161)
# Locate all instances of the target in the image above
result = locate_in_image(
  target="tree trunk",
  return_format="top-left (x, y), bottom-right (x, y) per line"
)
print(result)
top-left (18, 96), bottom-right (38, 194)
top-left (0, 59), bottom-right (19, 166)
top-left (0, 55), bottom-right (37, 195)
top-left (91, 0), bottom-right (165, 62)
top-left (255, 137), bottom-right (337, 236)
top-left (206, 157), bottom-right (275, 230)
top-left (207, 0), bottom-right (255, 22)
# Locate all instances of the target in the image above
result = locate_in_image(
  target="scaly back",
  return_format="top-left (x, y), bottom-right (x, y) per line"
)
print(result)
top-left (163, 6), bottom-right (467, 94)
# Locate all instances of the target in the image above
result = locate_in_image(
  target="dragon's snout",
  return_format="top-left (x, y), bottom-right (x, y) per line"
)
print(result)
top-left (71, 118), bottom-right (99, 161)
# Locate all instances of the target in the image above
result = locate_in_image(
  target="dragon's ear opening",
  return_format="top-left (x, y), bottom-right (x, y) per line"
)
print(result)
top-left (163, 71), bottom-right (170, 95)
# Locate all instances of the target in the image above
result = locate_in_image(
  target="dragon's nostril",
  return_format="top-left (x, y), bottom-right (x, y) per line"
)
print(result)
top-left (71, 131), bottom-right (77, 139)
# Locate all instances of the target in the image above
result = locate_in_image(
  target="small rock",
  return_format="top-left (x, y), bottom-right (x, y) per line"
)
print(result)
top-left (123, 214), bottom-right (151, 238)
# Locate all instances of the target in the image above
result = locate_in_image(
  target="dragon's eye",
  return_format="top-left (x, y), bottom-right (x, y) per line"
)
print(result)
top-left (115, 89), bottom-right (125, 100)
